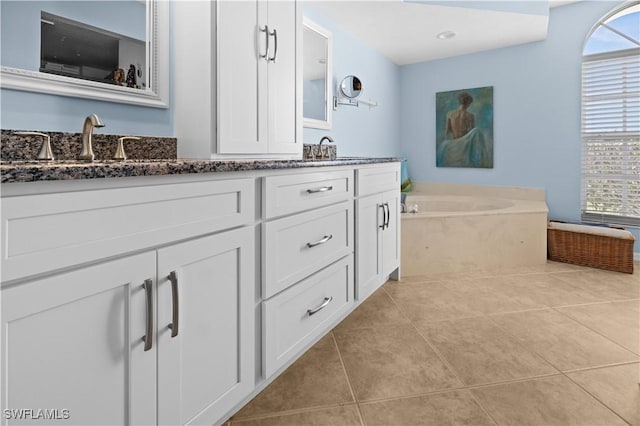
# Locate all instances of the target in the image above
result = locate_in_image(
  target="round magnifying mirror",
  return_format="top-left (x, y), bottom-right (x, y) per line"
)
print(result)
top-left (339, 75), bottom-right (362, 99)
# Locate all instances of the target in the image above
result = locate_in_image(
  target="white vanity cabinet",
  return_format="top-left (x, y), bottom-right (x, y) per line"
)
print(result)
top-left (355, 164), bottom-right (401, 300)
top-left (1, 253), bottom-right (158, 426)
top-left (0, 161), bottom-right (402, 425)
top-left (173, 0), bottom-right (302, 158)
top-left (0, 176), bottom-right (256, 426)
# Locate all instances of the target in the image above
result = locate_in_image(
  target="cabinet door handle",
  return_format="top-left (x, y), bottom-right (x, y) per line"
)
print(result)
top-left (378, 204), bottom-right (386, 229)
top-left (168, 271), bottom-right (179, 338)
top-left (307, 296), bottom-right (333, 316)
top-left (307, 234), bottom-right (333, 248)
top-left (259, 25), bottom-right (269, 60)
top-left (384, 202), bottom-right (390, 230)
top-left (306, 185), bottom-right (333, 194)
top-left (268, 28), bottom-right (278, 62)
top-left (141, 279), bottom-right (153, 351)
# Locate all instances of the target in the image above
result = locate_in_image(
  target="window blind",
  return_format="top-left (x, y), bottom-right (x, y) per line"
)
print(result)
top-left (581, 48), bottom-right (640, 226)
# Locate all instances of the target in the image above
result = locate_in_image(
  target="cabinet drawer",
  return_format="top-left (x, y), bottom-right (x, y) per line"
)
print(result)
top-left (263, 255), bottom-right (353, 377)
top-left (263, 201), bottom-right (353, 298)
top-left (356, 163), bottom-right (401, 197)
top-left (2, 178), bottom-right (255, 282)
top-left (263, 169), bottom-right (353, 218)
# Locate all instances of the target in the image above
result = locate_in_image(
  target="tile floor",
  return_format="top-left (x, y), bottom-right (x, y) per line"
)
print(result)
top-left (229, 261), bottom-right (639, 425)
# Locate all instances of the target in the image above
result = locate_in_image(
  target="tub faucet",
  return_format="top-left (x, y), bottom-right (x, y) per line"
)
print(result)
top-left (79, 113), bottom-right (105, 161)
top-left (318, 136), bottom-right (334, 159)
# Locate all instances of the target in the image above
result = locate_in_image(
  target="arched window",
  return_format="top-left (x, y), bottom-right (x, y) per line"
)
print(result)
top-left (581, 2), bottom-right (639, 226)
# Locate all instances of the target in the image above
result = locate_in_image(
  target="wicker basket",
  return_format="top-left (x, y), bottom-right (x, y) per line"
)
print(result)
top-left (547, 221), bottom-right (635, 274)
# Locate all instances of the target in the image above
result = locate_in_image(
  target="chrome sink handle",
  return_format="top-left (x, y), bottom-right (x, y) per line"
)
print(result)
top-left (115, 136), bottom-right (141, 161)
top-left (14, 131), bottom-right (53, 161)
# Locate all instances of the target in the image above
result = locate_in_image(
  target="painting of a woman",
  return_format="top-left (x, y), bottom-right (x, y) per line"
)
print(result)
top-left (436, 87), bottom-right (493, 168)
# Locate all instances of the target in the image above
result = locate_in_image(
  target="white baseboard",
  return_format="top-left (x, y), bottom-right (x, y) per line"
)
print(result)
top-left (634, 252), bottom-right (640, 262)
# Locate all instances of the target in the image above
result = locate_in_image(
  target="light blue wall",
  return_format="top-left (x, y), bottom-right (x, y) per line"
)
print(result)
top-left (303, 4), bottom-right (401, 157)
top-left (0, 1), bottom-right (171, 136)
top-left (399, 0), bottom-right (639, 252)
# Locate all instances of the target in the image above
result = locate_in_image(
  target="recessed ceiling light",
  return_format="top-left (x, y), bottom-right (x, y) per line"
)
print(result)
top-left (436, 31), bottom-right (456, 40)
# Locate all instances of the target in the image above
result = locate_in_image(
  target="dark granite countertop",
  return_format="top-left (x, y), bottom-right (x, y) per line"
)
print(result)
top-left (0, 157), bottom-right (401, 183)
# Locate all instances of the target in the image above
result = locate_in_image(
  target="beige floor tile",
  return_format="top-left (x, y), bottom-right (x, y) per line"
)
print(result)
top-left (418, 317), bottom-right (557, 385)
top-left (472, 375), bottom-right (627, 426)
top-left (558, 300), bottom-right (640, 354)
top-left (393, 274), bottom-right (444, 284)
top-left (385, 281), bottom-right (486, 323)
top-left (472, 273), bottom-right (604, 307)
top-left (567, 363), bottom-right (640, 426)
top-left (553, 271), bottom-right (640, 301)
top-left (231, 404), bottom-right (362, 426)
top-left (334, 324), bottom-right (462, 401)
top-left (335, 288), bottom-right (410, 331)
top-left (233, 335), bottom-right (354, 419)
top-left (453, 278), bottom-right (548, 315)
top-left (491, 309), bottom-right (638, 371)
top-left (520, 260), bottom-right (588, 274)
top-left (359, 390), bottom-right (493, 426)
top-left (399, 269), bottom-right (485, 282)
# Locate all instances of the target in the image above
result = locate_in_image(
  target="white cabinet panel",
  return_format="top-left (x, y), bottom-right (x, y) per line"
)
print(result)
top-left (263, 201), bottom-right (353, 298)
top-left (1, 252), bottom-right (156, 426)
top-left (157, 228), bottom-right (255, 426)
top-left (266, 0), bottom-right (300, 154)
top-left (356, 193), bottom-right (383, 300)
top-left (217, 0), bottom-right (266, 154)
top-left (263, 256), bottom-right (352, 377)
top-left (355, 164), bottom-right (401, 301)
top-left (382, 190), bottom-right (400, 278)
top-left (262, 169), bottom-right (352, 219)
top-left (356, 164), bottom-right (400, 197)
top-left (2, 178), bottom-right (255, 282)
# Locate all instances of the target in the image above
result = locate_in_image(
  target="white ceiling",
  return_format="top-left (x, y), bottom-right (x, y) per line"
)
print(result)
top-left (309, 0), bottom-right (582, 65)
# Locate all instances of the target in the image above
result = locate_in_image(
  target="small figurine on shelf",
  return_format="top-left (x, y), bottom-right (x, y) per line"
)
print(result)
top-left (126, 64), bottom-right (137, 88)
top-left (114, 68), bottom-right (125, 85)
top-left (106, 68), bottom-right (125, 85)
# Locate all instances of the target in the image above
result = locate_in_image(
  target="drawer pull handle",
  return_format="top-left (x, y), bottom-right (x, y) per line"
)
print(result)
top-left (307, 296), bottom-right (333, 316)
top-left (141, 279), bottom-right (153, 351)
top-left (168, 271), bottom-right (179, 338)
top-left (307, 185), bottom-right (333, 194)
top-left (307, 234), bottom-right (333, 248)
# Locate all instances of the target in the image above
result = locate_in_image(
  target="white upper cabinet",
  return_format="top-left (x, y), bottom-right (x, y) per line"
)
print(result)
top-left (174, 0), bottom-right (302, 159)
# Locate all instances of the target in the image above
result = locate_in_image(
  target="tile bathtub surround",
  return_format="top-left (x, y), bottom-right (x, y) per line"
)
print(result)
top-left (1, 129), bottom-right (177, 161)
top-left (227, 261), bottom-right (639, 425)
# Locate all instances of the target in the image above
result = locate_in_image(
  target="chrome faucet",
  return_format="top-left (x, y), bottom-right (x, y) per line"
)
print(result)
top-left (79, 113), bottom-right (105, 161)
top-left (318, 136), bottom-right (334, 159)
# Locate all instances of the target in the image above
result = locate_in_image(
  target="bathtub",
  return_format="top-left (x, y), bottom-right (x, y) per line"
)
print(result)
top-left (401, 183), bottom-right (549, 276)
